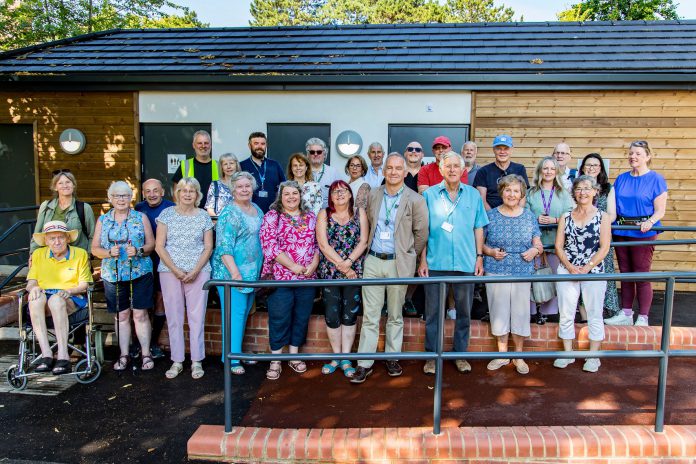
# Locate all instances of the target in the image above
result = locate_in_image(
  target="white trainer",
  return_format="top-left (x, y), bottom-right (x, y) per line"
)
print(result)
top-left (634, 315), bottom-right (649, 327)
top-left (553, 358), bottom-right (575, 369)
top-left (604, 312), bottom-right (633, 326)
top-left (487, 358), bottom-right (510, 371)
top-left (447, 308), bottom-right (457, 320)
top-left (583, 358), bottom-right (601, 373)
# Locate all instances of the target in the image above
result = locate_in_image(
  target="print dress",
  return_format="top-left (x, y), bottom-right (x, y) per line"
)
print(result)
top-left (597, 192), bottom-right (620, 316)
top-left (318, 212), bottom-right (365, 279)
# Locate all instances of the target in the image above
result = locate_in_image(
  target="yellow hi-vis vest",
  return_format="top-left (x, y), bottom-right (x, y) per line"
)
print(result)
top-left (180, 157), bottom-right (220, 181)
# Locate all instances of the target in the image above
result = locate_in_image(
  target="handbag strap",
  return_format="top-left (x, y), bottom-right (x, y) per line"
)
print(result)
top-left (534, 251), bottom-right (549, 270)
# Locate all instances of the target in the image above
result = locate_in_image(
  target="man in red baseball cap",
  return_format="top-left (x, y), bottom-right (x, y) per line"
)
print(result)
top-left (417, 136), bottom-right (468, 194)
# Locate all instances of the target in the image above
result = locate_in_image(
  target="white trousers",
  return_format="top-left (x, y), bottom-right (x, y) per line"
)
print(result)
top-left (555, 266), bottom-right (607, 341)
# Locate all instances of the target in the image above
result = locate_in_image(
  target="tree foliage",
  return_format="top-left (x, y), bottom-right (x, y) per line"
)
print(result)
top-left (0, 0), bottom-right (207, 51)
top-left (249, 0), bottom-right (516, 26)
top-left (557, 0), bottom-right (680, 21)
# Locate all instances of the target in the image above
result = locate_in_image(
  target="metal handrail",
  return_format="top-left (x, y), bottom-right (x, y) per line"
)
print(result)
top-left (206, 270), bottom-right (696, 435)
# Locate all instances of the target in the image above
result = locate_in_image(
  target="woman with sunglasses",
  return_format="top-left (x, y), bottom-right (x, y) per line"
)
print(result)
top-left (31, 169), bottom-right (95, 255)
top-left (316, 180), bottom-right (368, 378)
top-left (345, 155), bottom-right (371, 210)
top-left (607, 141), bottom-right (668, 326)
top-left (92, 181), bottom-right (156, 371)
top-left (578, 153), bottom-right (621, 321)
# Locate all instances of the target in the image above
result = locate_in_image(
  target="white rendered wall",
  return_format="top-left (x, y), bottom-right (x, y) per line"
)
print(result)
top-left (139, 90), bottom-right (471, 167)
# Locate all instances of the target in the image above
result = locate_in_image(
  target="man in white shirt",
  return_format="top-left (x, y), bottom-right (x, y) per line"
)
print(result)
top-left (307, 137), bottom-right (346, 208)
top-left (364, 142), bottom-right (385, 188)
top-left (553, 143), bottom-right (577, 191)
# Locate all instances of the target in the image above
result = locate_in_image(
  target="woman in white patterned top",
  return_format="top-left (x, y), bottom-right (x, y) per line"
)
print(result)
top-left (286, 153), bottom-right (323, 216)
top-left (156, 177), bottom-right (214, 380)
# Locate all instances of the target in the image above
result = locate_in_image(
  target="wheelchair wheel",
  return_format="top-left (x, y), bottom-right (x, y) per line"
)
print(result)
top-left (75, 359), bottom-right (101, 384)
top-left (6, 365), bottom-right (28, 391)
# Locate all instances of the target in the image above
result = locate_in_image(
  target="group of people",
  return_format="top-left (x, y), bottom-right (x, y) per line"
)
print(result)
top-left (25, 129), bottom-right (667, 379)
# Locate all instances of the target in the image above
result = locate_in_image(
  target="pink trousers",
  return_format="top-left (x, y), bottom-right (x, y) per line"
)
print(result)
top-left (160, 271), bottom-right (210, 363)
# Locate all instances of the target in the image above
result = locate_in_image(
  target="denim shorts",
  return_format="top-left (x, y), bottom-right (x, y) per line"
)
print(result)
top-left (44, 289), bottom-right (88, 310)
top-left (104, 273), bottom-right (154, 312)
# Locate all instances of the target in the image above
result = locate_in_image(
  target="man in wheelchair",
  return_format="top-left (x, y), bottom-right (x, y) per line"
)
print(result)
top-left (26, 221), bottom-right (93, 375)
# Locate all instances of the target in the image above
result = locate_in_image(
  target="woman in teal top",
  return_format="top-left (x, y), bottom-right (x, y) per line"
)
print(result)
top-left (212, 172), bottom-right (264, 375)
top-left (526, 157), bottom-right (574, 316)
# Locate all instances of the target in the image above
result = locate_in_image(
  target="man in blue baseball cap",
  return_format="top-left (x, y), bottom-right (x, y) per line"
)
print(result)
top-left (472, 134), bottom-right (529, 210)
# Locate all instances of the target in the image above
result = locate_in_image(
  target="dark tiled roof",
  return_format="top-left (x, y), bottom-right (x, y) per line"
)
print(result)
top-left (2, 21), bottom-right (696, 82)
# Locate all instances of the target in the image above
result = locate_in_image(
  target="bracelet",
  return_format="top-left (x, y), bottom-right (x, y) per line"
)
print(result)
top-left (346, 257), bottom-right (354, 264)
top-left (476, 253), bottom-right (483, 258)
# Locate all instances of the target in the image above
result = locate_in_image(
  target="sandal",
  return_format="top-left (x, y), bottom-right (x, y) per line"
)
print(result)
top-left (230, 364), bottom-right (245, 375)
top-left (288, 360), bottom-right (307, 373)
top-left (52, 359), bottom-right (71, 375)
top-left (114, 355), bottom-right (130, 371)
top-left (191, 361), bottom-right (204, 379)
top-left (141, 355), bottom-right (154, 371)
top-left (35, 356), bottom-right (54, 373)
top-left (165, 362), bottom-right (183, 379)
top-left (322, 360), bottom-right (340, 375)
top-left (339, 360), bottom-right (356, 378)
top-left (266, 361), bottom-right (282, 380)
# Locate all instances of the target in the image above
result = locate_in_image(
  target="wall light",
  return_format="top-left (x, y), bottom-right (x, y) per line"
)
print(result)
top-left (59, 129), bottom-right (86, 155)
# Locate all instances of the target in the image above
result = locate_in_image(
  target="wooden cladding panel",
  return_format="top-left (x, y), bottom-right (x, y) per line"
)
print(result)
top-left (473, 90), bottom-right (696, 289)
top-left (0, 91), bottom-right (139, 207)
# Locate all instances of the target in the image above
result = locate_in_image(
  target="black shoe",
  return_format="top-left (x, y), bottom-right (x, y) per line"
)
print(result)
top-left (350, 366), bottom-right (373, 384)
top-left (150, 345), bottom-right (165, 359)
top-left (402, 299), bottom-right (418, 317)
top-left (384, 360), bottom-right (402, 377)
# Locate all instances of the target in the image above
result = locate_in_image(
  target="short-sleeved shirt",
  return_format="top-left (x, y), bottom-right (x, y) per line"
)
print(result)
top-left (613, 170), bottom-right (668, 238)
top-left (313, 164), bottom-right (347, 208)
top-left (364, 165), bottom-right (384, 189)
top-left (156, 207), bottom-right (214, 273)
top-left (466, 164), bottom-right (481, 186)
top-left (473, 161), bottom-right (530, 209)
top-left (484, 208), bottom-right (540, 276)
top-left (259, 210), bottom-right (318, 281)
top-left (240, 157), bottom-right (286, 213)
top-left (171, 158), bottom-right (215, 209)
top-left (204, 180), bottom-right (234, 216)
top-left (98, 209), bottom-right (153, 283)
top-left (135, 198), bottom-right (174, 272)
top-left (526, 187), bottom-right (574, 247)
top-left (423, 182), bottom-right (489, 272)
top-left (417, 162), bottom-right (468, 189)
top-left (28, 246), bottom-right (93, 290)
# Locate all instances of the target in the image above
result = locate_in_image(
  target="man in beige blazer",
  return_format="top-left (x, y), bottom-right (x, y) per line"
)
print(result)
top-left (351, 153), bottom-right (429, 384)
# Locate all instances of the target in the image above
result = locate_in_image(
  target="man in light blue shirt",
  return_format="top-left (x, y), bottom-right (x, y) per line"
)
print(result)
top-left (363, 142), bottom-right (385, 189)
top-left (419, 151), bottom-right (488, 375)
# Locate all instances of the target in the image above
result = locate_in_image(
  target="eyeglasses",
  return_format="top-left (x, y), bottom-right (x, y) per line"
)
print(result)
top-left (52, 169), bottom-right (71, 176)
top-left (348, 163), bottom-right (363, 169)
top-left (308, 150), bottom-right (324, 155)
top-left (111, 194), bottom-right (131, 200)
top-left (574, 187), bottom-right (594, 193)
top-left (406, 147), bottom-right (423, 153)
top-left (554, 152), bottom-right (570, 156)
top-left (331, 188), bottom-right (349, 196)
top-left (584, 163), bottom-right (601, 169)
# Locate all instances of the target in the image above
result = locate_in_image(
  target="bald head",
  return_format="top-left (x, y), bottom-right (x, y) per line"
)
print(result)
top-left (142, 178), bottom-right (165, 206)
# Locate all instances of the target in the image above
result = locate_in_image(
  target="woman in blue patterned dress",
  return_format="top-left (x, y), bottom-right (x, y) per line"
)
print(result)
top-left (316, 180), bottom-right (368, 378)
top-left (212, 172), bottom-right (264, 375)
top-left (482, 174), bottom-right (543, 375)
top-left (92, 181), bottom-right (155, 371)
top-left (205, 153), bottom-right (239, 217)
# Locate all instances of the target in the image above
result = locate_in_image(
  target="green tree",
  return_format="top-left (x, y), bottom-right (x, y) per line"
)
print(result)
top-left (249, 0), bottom-right (325, 26)
top-left (0, 0), bottom-right (206, 51)
top-left (444, 0), bottom-right (515, 23)
top-left (557, 0), bottom-right (679, 21)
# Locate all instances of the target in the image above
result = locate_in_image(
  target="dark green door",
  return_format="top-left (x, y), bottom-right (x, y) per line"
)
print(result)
top-left (266, 123), bottom-right (331, 174)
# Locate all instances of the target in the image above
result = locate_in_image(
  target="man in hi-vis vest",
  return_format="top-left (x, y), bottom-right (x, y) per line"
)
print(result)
top-left (171, 130), bottom-right (219, 208)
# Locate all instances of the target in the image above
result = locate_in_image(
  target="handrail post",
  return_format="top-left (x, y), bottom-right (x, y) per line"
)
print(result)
top-left (433, 282), bottom-right (446, 435)
top-left (223, 284), bottom-right (232, 433)
top-left (655, 276), bottom-right (675, 433)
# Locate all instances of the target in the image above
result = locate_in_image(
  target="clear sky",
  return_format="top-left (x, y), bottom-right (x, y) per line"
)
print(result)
top-left (174, 0), bottom-right (696, 27)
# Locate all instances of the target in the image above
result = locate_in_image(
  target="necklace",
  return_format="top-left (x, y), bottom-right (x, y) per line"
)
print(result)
top-left (284, 211), bottom-right (307, 230)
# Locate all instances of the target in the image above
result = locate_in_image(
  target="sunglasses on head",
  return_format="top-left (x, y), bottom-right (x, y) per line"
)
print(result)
top-left (308, 150), bottom-right (324, 155)
top-left (52, 168), bottom-right (71, 176)
top-left (406, 147), bottom-right (422, 153)
top-left (631, 140), bottom-right (648, 147)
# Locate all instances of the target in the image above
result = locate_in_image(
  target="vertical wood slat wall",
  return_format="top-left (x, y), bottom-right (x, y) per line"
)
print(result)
top-left (0, 91), bottom-right (139, 209)
top-left (472, 90), bottom-right (696, 290)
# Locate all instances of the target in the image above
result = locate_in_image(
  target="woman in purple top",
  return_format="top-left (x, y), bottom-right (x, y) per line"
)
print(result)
top-left (607, 141), bottom-right (668, 327)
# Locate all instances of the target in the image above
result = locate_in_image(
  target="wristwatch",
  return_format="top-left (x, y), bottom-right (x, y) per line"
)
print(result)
top-left (137, 247), bottom-right (145, 257)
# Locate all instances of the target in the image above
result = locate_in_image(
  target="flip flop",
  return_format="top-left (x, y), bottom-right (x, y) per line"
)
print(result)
top-left (322, 360), bottom-right (339, 375)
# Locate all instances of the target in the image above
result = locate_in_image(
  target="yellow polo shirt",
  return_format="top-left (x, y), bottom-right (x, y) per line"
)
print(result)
top-left (27, 246), bottom-right (92, 290)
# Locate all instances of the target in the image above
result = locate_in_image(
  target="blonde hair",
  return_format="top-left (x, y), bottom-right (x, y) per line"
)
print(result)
top-left (173, 177), bottom-right (203, 206)
top-left (50, 172), bottom-right (77, 197)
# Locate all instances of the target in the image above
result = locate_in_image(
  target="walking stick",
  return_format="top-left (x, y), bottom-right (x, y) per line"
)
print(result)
top-left (128, 244), bottom-right (138, 376)
top-left (114, 253), bottom-right (123, 377)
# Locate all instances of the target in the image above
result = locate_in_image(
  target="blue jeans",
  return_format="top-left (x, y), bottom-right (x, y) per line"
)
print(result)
top-left (267, 287), bottom-right (315, 351)
top-left (217, 287), bottom-right (255, 366)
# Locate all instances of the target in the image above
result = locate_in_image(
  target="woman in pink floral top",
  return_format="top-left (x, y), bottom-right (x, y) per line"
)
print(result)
top-left (259, 180), bottom-right (320, 380)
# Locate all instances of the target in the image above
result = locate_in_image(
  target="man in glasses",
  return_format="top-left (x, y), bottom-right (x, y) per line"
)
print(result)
top-left (172, 130), bottom-right (218, 208)
top-left (306, 137), bottom-right (346, 208)
top-left (240, 131), bottom-right (285, 213)
top-left (417, 136), bottom-right (468, 194)
top-left (473, 134), bottom-right (529, 210)
top-left (403, 141), bottom-right (424, 192)
top-left (364, 142), bottom-right (385, 189)
top-left (553, 142), bottom-right (577, 191)
top-left (461, 141), bottom-right (481, 186)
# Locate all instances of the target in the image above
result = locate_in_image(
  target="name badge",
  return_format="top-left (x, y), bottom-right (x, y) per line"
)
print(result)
top-left (258, 190), bottom-right (268, 198)
top-left (441, 222), bottom-right (454, 233)
top-left (380, 231), bottom-right (391, 240)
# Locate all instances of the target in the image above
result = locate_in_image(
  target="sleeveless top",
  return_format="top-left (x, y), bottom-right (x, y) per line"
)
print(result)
top-left (99, 209), bottom-right (153, 282)
top-left (318, 212), bottom-right (365, 279)
top-left (562, 210), bottom-right (605, 274)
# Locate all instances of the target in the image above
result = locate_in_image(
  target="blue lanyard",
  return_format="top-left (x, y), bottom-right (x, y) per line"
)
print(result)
top-left (250, 159), bottom-right (266, 189)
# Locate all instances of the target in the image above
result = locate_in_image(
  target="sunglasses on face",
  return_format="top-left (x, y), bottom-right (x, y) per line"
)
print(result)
top-left (406, 147), bottom-right (423, 153)
top-left (308, 150), bottom-right (324, 155)
top-left (52, 168), bottom-right (72, 176)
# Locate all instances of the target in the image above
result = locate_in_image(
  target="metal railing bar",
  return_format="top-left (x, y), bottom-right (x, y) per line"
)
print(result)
top-left (655, 276), bottom-right (675, 433)
top-left (0, 247), bottom-right (29, 258)
top-left (433, 282), bottom-right (446, 435)
top-left (0, 219), bottom-right (35, 244)
top-left (0, 262), bottom-right (28, 296)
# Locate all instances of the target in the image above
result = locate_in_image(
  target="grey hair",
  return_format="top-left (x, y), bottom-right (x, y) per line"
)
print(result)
top-left (439, 151), bottom-right (464, 169)
top-left (173, 177), bottom-right (203, 206)
top-left (572, 174), bottom-right (600, 193)
top-left (107, 180), bottom-right (133, 202)
top-left (368, 142), bottom-right (384, 153)
top-left (385, 152), bottom-right (405, 166)
top-left (305, 137), bottom-right (328, 156)
top-left (229, 171), bottom-right (257, 192)
top-left (218, 152), bottom-right (239, 169)
top-left (269, 180), bottom-right (310, 214)
top-left (461, 141), bottom-right (477, 152)
top-left (192, 130), bottom-right (211, 142)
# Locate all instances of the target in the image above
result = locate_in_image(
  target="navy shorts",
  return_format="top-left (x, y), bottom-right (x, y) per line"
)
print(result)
top-left (104, 273), bottom-right (154, 313)
top-left (44, 289), bottom-right (88, 310)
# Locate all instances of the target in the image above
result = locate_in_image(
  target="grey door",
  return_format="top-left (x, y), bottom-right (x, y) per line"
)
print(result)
top-left (0, 124), bottom-right (36, 265)
top-left (266, 123), bottom-right (331, 173)
top-left (140, 123), bottom-right (212, 198)
top-left (388, 124), bottom-right (470, 162)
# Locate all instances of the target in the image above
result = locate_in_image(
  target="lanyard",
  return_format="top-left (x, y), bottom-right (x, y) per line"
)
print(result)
top-left (540, 189), bottom-right (554, 216)
top-left (384, 187), bottom-right (403, 226)
top-left (440, 187), bottom-right (463, 219)
top-left (250, 159), bottom-right (266, 189)
top-left (314, 164), bottom-right (326, 184)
